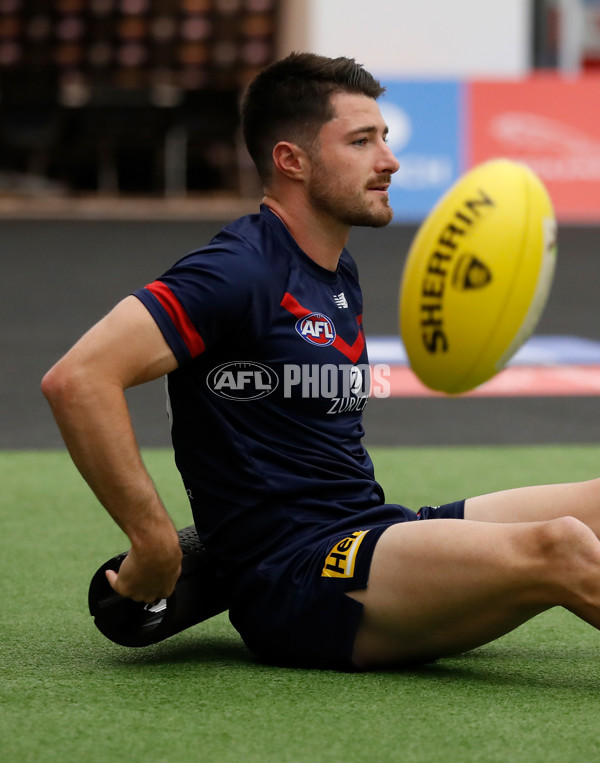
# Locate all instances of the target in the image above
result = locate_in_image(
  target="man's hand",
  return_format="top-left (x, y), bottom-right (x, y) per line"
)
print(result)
top-left (105, 536), bottom-right (183, 603)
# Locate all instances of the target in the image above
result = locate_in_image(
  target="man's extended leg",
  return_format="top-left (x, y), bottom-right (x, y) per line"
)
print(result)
top-left (349, 514), bottom-right (600, 669)
top-left (465, 477), bottom-right (600, 531)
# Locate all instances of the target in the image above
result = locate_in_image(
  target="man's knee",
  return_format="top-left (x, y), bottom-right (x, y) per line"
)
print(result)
top-left (531, 516), bottom-right (600, 599)
top-left (536, 515), bottom-right (598, 557)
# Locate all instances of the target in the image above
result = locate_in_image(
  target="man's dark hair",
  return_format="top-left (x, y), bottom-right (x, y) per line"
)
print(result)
top-left (241, 52), bottom-right (385, 184)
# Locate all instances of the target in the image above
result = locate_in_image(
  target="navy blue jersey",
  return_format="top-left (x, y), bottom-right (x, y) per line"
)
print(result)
top-left (134, 205), bottom-right (386, 575)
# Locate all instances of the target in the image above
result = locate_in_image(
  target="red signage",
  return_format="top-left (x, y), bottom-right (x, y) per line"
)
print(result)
top-left (467, 75), bottom-right (600, 221)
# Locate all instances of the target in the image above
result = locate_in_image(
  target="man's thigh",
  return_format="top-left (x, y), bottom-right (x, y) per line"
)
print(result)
top-left (349, 518), bottom-right (556, 669)
top-left (464, 478), bottom-right (600, 533)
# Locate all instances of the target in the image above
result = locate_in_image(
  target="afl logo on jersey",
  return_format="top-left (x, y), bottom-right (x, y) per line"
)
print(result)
top-left (295, 313), bottom-right (336, 346)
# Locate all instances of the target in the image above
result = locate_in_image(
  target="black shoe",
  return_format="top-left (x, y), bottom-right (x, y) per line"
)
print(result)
top-left (88, 526), bottom-right (230, 647)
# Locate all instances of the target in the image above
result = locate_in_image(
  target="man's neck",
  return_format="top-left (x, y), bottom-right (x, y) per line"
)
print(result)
top-left (262, 195), bottom-right (349, 272)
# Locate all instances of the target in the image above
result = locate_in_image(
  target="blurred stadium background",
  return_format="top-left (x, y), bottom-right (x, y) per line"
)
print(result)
top-left (2, 0), bottom-right (600, 448)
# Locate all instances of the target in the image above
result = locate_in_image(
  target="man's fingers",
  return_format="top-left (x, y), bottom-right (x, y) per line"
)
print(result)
top-left (104, 567), bottom-right (148, 602)
top-left (105, 568), bottom-right (118, 590)
top-left (104, 562), bottom-right (178, 603)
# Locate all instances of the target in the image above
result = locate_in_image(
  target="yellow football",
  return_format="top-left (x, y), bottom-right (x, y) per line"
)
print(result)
top-left (399, 158), bottom-right (557, 395)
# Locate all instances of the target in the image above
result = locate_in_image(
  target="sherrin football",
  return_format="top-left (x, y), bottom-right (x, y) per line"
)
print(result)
top-left (399, 158), bottom-right (557, 394)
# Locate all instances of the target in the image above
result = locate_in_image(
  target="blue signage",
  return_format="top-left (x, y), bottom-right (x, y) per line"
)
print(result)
top-left (378, 79), bottom-right (464, 222)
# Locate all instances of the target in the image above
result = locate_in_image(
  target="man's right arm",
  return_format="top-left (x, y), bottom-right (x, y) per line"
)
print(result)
top-left (41, 295), bottom-right (183, 603)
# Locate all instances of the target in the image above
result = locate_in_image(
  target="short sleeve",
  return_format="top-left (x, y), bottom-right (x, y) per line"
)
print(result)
top-left (133, 239), bottom-right (282, 365)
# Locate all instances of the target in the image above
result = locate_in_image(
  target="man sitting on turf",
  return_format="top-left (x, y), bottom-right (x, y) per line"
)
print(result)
top-left (42, 52), bottom-right (600, 670)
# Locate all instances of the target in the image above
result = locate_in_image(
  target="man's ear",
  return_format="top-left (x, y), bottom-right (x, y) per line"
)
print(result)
top-left (271, 141), bottom-right (309, 180)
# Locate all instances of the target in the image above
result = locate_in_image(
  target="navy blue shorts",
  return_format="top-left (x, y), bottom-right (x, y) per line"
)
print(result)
top-left (228, 500), bottom-right (465, 671)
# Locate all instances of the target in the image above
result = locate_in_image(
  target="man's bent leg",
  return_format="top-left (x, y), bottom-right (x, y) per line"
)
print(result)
top-left (349, 516), bottom-right (600, 670)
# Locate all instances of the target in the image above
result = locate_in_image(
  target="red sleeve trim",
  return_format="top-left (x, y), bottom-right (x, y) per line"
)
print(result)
top-left (145, 280), bottom-right (206, 357)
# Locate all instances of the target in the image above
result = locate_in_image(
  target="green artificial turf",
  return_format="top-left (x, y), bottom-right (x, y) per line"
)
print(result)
top-left (2, 446), bottom-right (600, 763)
